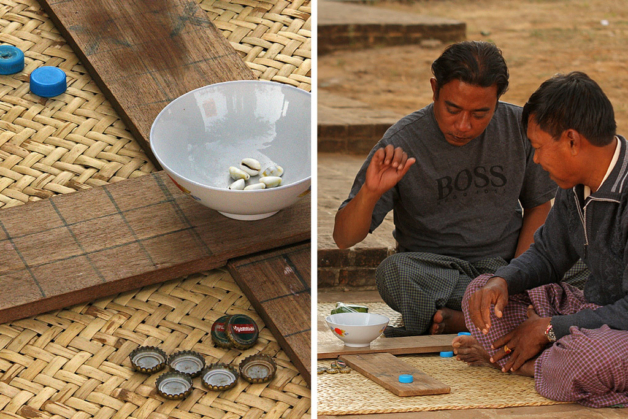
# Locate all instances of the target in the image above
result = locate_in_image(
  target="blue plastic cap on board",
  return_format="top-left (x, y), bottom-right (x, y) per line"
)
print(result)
top-left (30, 66), bottom-right (67, 97)
top-left (398, 374), bottom-right (413, 383)
top-left (440, 351), bottom-right (455, 358)
top-left (458, 332), bottom-right (472, 336)
top-left (0, 45), bottom-right (24, 75)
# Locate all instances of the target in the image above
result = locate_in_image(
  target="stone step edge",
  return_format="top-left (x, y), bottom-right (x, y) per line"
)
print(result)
top-left (318, 246), bottom-right (395, 289)
top-left (318, 122), bottom-right (394, 154)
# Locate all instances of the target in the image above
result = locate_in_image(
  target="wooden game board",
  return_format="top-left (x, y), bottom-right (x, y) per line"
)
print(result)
top-left (38, 0), bottom-right (255, 159)
top-left (0, 171), bottom-right (310, 323)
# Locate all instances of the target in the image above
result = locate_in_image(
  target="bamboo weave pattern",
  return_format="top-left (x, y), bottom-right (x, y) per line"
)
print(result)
top-left (0, 270), bottom-right (311, 418)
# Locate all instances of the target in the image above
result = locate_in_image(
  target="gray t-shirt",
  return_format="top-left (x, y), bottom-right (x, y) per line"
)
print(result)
top-left (339, 102), bottom-right (557, 262)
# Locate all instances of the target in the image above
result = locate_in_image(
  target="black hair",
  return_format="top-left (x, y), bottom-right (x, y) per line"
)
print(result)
top-left (522, 71), bottom-right (616, 147)
top-left (431, 41), bottom-right (509, 99)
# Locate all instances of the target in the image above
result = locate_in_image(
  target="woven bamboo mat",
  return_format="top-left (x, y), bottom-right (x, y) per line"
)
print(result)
top-left (0, 0), bottom-right (310, 209)
top-left (0, 269), bottom-right (311, 418)
top-left (199, 0), bottom-right (311, 90)
top-left (318, 301), bottom-right (563, 414)
top-left (318, 354), bottom-right (564, 415)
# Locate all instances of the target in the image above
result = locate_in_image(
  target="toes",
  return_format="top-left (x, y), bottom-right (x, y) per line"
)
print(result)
top-left (455, 346), bottom-right (474, 356)
top-left (457, 354), bottom-right (479, 363)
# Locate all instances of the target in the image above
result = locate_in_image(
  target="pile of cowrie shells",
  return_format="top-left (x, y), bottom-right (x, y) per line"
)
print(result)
top-left (228, 158), bottom-right (284, 190)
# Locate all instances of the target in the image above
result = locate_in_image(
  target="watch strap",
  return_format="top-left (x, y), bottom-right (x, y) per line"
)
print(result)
top-left (545, 321), bottom-right (557, 343)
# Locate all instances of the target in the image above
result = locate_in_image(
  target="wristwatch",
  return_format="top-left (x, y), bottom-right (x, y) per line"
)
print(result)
top-left (545, 321), bottom-right (557, 343)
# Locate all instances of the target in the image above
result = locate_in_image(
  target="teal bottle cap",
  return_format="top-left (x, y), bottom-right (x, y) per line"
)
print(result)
top-left (30, 66), bottom-right (67, 97)
top-left (0, 45), bottom-right (24, 75)
top-left (226, 314), bottom-right (259, 349)
top-left (440, 351), bottom-right (455, 358)
top-left (399, 374), bottom-right (413, 383)
top-left (211, 315), bottom-right (233, 348)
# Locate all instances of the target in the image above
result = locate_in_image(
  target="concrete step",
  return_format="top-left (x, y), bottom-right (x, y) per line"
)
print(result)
top-left (318, 153), bottom-right (396, 289)
top-left (318, 91), bottom-right (402, 154)
top-left (318, 0), bottom-right (466, 55)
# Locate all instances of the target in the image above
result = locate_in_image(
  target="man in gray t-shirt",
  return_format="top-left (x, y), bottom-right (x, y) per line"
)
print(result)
top-left (334, 41), bottom-right (561, 337)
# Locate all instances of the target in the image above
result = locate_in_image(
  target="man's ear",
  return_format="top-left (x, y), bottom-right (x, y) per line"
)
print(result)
top-left (430, 78), bottom-right (438, 101)
top-left (565, 129), bottom-right (582, 156)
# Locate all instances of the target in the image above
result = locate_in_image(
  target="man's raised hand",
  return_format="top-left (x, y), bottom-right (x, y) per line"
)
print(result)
top-left (364, 145), bottom-right (416, 196)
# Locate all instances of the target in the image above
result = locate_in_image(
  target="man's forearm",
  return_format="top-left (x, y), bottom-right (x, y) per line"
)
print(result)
top-left (514, 201), bottom-right (552, 258)
top-left (333, 186), bottom-right (382, 249)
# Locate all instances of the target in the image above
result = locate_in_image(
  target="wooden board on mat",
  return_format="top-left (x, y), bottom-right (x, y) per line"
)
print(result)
top-left (37, 0), bottom-right (255, 158)
top-left (228, 243), bottom-right (311, 385)
top-left (339, 353), bottom-right (450, 397)
top-left (0, 171), bottom-right (309, 324)
top-left (318, 333), bottom-right (455, 359)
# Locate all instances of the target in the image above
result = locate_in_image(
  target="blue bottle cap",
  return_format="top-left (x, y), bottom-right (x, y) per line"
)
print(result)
top-left (458, 332), bottom-right (471, 336)
top-left (398, 374), bottom-right (413, 383)
top-left (0, 45), bottom-right (24, 75)
top-left (30, 66), bottom-right (67, 97)
top-left (440, 351), bottom-right (454, 358)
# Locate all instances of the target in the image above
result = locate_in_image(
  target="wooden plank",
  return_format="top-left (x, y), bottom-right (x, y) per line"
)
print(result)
top-left (318, 333), bottom-right (455, 359)
top-left (37, 0), bottom-right (255, 160)
top-left (339, 353), bottom-right (450, 397)
top-left (228, 244), bottom-right (311, 385)
top-left (0, 171), bottom-right (309, 324)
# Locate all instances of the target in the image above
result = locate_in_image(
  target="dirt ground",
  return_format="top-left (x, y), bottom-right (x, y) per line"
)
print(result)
top-left (319, 0), bottom-right (628, 132)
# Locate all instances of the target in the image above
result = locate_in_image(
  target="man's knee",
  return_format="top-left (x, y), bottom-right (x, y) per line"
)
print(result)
top-left (376, 253), bottom-right (409, 288)
top-left (536, 326), bottom-right (628, 404)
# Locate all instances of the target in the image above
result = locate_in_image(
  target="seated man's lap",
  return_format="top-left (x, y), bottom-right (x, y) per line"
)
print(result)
top-left (463, 275), bottom-right (628, 406)
top-left (376, 253), bottom-right (506, 335)
top-left (536, 325), bottom-right (628, 407)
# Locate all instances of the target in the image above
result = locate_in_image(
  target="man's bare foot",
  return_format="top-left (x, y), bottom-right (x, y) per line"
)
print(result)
top-left (430, 308), bottom-right (468, 334)
top-left (452, 335), bottom-right (497, 368)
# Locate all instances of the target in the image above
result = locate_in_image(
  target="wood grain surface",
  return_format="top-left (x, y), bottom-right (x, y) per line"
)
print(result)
top-left (228, 243), bottom-right (311, 385)
top-left (0, 171), bottom-right (309, 324)
top-left (318, 333), bottom-right (455, 359)
top-left (339, 353), bottom-right (451, 397)
top-left (37, 0), bottom-right (255, 160)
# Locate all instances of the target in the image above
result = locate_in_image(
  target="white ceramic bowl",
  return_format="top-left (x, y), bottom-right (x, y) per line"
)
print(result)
top-left (150, 80), bottom-right (311, 220)
top-left (325, 313), bottom-right (390, 347)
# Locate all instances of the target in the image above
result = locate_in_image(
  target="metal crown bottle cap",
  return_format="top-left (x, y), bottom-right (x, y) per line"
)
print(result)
top-left (156, 372), bottom-right (193, 400)
top-left (211, 315), bottom-right (233, 348)
top-left (201, 363), bottom-right (239, 391)
top-left (129, 346), bottom-right (167, 374)
top-left (168, 350), bottom-right (205, 378)
top-left (239, 354), bottom-right (277, 384)
top-left (226, 314), bottom-right (259, 350)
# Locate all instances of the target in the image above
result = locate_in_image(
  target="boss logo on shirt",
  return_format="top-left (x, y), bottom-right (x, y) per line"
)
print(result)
top-left (437, 165), bottom-right (507, 200)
